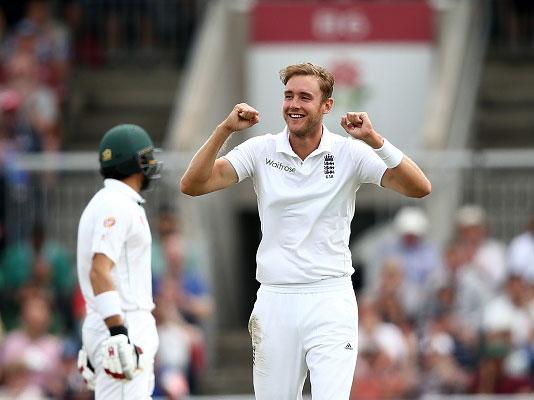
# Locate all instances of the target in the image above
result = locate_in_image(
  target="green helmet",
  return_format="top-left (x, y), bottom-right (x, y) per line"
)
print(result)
top-left (99, 124), bottom-right (162, 183)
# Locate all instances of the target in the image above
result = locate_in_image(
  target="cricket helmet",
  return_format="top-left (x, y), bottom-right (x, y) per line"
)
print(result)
top-left (99, 124), bottom-right (162, 182)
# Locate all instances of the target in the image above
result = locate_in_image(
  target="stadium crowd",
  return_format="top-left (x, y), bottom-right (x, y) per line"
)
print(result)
top-left (0, 1), bottom-right (210, 398)
top-left (0, 0), bottom-right (72, 255)
top-left (0, 2), bottom-right (77, 396)
top-left (351, 205), bottom-right (534, 398)
top-left (0, 0), bottom-right (205, 249)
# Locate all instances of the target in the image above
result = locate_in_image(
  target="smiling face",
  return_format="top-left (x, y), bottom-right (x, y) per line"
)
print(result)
top-left (282, 75), bottom-right (333, 138)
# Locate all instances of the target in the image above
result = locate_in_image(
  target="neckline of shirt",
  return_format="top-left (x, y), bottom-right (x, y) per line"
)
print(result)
top-left (104, 179), bottom-right (146, 204)
top-left (276, 125), bottom-right (334, 161)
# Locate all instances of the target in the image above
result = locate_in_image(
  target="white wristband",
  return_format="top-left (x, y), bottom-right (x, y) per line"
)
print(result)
top-left (374, 138), bottom-right (404, 168)
top-left (94, 291), bottom-right (123, 320)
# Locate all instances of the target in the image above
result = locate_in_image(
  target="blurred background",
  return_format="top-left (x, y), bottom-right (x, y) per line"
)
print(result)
top-left (0, 0), bottom-right (533, 399)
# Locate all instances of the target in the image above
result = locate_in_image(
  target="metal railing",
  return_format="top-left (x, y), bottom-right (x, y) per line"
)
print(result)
top-left (3, 151), bottom-right (188, 252)
top-left (4, 149), bottom-right (534, 252)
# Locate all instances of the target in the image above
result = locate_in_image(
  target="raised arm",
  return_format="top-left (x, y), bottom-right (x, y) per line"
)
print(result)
top-left (341, 112), bottom-right (431, 198)
top-left (379, 155), bottom-right (431, 198)
top-left (180, 103), bottom-right (260, 196)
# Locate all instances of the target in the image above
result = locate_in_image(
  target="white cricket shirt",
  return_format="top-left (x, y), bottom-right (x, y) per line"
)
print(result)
top-left (77, 179), bottom-right (154, 317)
top-left (224, 126), bottom-right (387, 284)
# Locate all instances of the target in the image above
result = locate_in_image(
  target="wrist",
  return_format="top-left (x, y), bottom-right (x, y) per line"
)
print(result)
top-left (109, 325), bottom-right (128, 337)
top-left (365, 130), bottom-right (384, 149)
top-left (217, 122), bottom-right (235, 136)
top-left (94, 290), bottom-right (123, 320)
top-left (374, 138), bottom-right (404, 168)
top-left (104, 314), bottom-right (124, 329)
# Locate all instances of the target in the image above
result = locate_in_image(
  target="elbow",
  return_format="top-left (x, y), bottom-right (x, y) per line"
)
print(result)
top-left (180, 176), bottom-right (202, 197)
top-left (414, 180), bottom-right (432, 198)
top-left (179, 178), bottom-right (195, 196)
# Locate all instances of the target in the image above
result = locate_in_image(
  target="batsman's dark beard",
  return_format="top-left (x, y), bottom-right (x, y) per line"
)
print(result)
top-left (140, 175), bottom-right (150, 191)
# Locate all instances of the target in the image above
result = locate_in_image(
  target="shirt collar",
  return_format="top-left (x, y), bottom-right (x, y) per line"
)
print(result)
top-left (104, 179), bottom-right (145, 204)
top-left (276, 125), bottom-right (334, 158)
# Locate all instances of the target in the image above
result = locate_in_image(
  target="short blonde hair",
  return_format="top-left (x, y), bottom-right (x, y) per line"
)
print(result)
top-left (279, 63), bottom-right (335, 102)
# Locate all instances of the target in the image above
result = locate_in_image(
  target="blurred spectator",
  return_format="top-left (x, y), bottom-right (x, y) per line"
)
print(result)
top-left (153, 293), bottom-right (191, 399)
top-left (482, 274), bottom-right (532, 349)
top-left (0, 88), bottom-right (32, 226)
top-left (419, 315), bottom-right (472, 395)
top-left (380, 207), bottom-right (443, 317)
top-left (1, 51), bottom-right (60, 151)
top-left (1, 0), bottom-right (70, 93)
top-left (157, 231), bottom-right (213, 326)
top-left (353, 297), bottom-right (418, 399)
top-left (474, 327), bottom-right (532, 393)
top-left (0, 87), bottom-right (38, 152)
top-left (0, 292), bottom-right (65, 397)
top-left (154, 265), bottom-right (207, 396)
top-left (371, 257), bottom-right (418, 328)
top-left (455, 204), bottom-right (507, 290)
top-left (0, 221), bottom-right (75, 332)
top-left (423, 241), bottom-right (494, 376)
top-left (507, 214), bottom-right (534, 283)
top-left (151, 212), bottom-right (212, 394)
top-left (151, 203), bottom-right (179, 280)
top-left (426, 240), bottom-right (495, 330)
top-left (0, 362), bottom-right (46, 399)
top-left (474, 350), bottom-right (532, 394)
top-left (476, 273), bottom-right (533, 393)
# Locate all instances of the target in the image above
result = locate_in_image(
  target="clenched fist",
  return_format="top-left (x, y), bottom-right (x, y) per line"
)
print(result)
top-left (340, 112), bottom-right (383, 149)
top-left (221, 103), bottom-right (260, 133)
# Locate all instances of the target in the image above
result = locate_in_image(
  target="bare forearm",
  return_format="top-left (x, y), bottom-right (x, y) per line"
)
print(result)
top-left (90, 255), bottom-right (123, 327)
top-left (181, 124), bottom-right (233, 187)
top-left (181, 103), bottom-right (259, 196)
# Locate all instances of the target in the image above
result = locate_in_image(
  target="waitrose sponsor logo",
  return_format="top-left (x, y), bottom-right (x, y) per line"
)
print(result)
top-left (265, 158), bottom-right (295, 173)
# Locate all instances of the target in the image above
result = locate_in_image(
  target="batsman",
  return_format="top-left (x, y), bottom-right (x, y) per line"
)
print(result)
top-left (76, 124), bottom-right (163, 399)
top-left (181, 63), bottom-right (431, 399)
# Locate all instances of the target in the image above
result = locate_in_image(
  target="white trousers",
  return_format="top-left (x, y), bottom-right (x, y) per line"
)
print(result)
top-left (249, 277), bottom-right (358, 400)
top-left (82, 310), bottom-right (159, 400)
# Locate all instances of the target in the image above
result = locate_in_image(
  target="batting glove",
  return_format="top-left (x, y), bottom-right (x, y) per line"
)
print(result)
top-left (77, 347), bottom-right (95, 390)
top-left (101, 325), bottom-right (143, 380)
